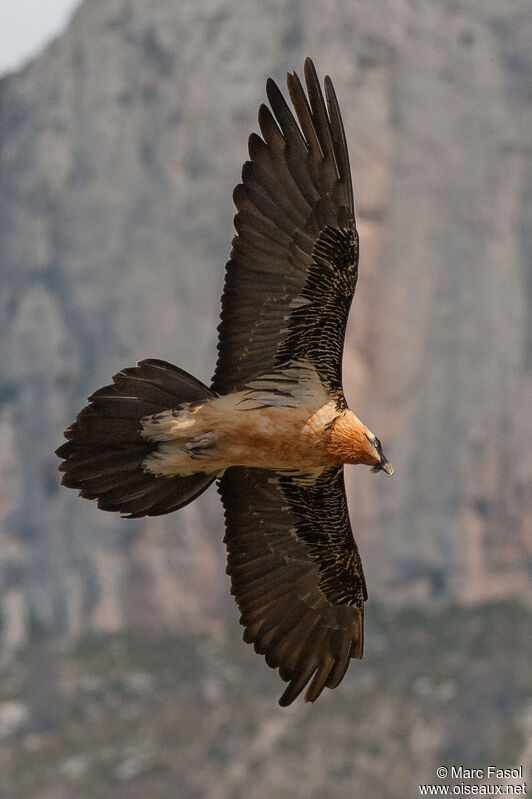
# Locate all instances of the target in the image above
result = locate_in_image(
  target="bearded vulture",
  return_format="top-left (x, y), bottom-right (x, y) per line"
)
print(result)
top-left (57, 58), bottom-right (393, 706)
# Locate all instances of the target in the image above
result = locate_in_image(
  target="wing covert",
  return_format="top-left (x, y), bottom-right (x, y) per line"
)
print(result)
top-left (212, 58), bottom-right (358, 398)
top-left (218, 465), bottom-right (367, 705)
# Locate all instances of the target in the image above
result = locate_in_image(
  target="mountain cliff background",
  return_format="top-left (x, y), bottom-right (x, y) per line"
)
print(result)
top-left (1, 0), bottom-right (531, 795)
top-left (1, 0), bottom-right (530, 651)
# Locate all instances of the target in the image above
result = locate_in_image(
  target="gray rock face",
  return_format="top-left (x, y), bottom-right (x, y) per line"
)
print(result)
top-left (0, 0), bottom-right (530, 649)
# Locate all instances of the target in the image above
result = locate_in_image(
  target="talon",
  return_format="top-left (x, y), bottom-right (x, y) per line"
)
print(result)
top-left (183, 432), bottom-right (218, 459)
top-left (183, 446), bottom-right (209, 460)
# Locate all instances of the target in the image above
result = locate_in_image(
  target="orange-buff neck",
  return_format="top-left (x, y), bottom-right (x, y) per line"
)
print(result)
top-left (324, 410), bottom-right (376, 466)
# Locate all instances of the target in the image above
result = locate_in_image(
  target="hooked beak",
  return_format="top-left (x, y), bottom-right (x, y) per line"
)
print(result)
top-left (371, 456), bottom-right (394, 476)
top-left (367, 434), bottom-right (394, 476)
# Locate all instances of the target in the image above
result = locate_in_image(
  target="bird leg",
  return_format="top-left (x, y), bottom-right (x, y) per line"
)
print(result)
top-left (182, 432), bottom-right (218, 459)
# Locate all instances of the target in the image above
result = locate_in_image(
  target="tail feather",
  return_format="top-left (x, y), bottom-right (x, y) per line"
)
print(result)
top-left (57, 359), bottom-right (217, 518)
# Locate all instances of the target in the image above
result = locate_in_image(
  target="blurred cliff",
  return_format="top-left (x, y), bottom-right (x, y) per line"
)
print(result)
top-left (1, 603), bottom-right (531, 799)
top-left (0, 0), bottom-right (531, 655)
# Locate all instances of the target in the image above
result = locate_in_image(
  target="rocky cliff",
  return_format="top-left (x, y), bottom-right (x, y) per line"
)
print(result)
top-left (0, 0), bottom-right (530, 650)
top-left (2, 603), bottom-right (531, 799)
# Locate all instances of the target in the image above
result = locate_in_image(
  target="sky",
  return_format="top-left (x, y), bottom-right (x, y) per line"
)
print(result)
top-left (1, 0), bottom-right (81, 76)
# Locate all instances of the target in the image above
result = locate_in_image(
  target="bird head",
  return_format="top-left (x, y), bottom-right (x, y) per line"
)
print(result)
top-left (365, 432), bottom-right (394, 475)
top-left (325, 411), bottom-right (394, 473)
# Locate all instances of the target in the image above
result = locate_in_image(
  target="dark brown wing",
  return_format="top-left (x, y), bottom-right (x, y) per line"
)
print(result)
top-left (218, 465), bottom-right (367, 705)
top-left (211, 58), bottom-right (358, 398)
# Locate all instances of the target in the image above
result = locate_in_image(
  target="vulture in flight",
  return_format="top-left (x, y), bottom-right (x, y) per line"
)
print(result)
top-left (57, 58), bottom-right (393, 706)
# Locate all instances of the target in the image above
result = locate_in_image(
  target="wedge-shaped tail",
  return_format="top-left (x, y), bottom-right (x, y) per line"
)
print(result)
top-left (56, 359), bottom-right (217, 518)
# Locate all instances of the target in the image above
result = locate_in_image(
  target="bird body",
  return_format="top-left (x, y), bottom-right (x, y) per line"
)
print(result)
top-left (140, 366), bottom-right (379, 476)
top-left (57, 58), bottom-right (393, 706)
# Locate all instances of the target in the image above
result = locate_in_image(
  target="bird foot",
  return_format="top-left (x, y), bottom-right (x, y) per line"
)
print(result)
top-left (182, 432), bottom-right (218, 459)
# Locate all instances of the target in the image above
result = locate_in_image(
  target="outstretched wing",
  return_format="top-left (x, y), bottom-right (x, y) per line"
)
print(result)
top-left (212, 58), bottom-right (358, 399)
top-left (218, 465), bottom-right (367, 705)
